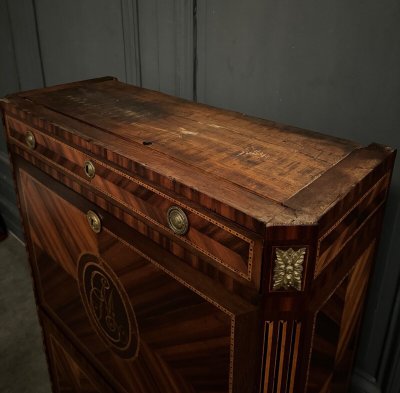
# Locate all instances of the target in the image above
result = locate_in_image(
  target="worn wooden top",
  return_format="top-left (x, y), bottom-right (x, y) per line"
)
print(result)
top-left (1, 77), bottom-right (395, 226)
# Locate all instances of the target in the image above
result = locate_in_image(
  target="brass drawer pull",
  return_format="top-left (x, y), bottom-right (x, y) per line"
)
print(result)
top-left (84, 160), bottom-right (96, 179)
top-left (86, 210), bottom-right (101, 233)
top-left (167, 206), bottom-right (188, 235)
top-left (25, 131), bottom-right (36, 149)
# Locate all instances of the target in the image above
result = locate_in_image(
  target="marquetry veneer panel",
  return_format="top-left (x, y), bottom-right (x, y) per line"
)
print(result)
top-left (1, 77), bottom-right (395, 393)
top-left (41, 312), bottom-right (114, 393)
top-left (7, 115), bottom-right (261, 285)
top-left (19, 165), bottom-right (259, 393)
top-left (315, 174), bottom-right (389, 277)
top-left (306, 242), bottom-right (376, 393)
top-left (13, 150), bottom-right (259, 301)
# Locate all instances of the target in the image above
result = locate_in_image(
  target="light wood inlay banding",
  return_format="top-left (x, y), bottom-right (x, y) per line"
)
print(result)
top-left (260, 320), bottom-right (301, 393)
top-left (7, 116), bottom-right (260, 283)
top-left (315, 174), bottom-right (389, 276)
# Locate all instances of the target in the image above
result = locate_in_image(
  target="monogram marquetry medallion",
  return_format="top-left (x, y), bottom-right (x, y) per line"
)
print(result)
top-left (77, 254), bottom-right (140, 359)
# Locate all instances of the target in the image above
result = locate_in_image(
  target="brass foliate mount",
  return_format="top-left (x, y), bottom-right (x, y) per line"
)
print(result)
top-left (86, 210), bottom-right (101, 234)
top-left (167, 206), bottom-right (189, 235)
top-left (25, 131), bottom-right (36, 149)
top-left (272, 248), bottom-right (306, 291)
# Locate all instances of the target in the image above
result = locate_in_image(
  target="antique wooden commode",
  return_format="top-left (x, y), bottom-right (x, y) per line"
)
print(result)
top-left (1, 77), bottom-right (396, 393)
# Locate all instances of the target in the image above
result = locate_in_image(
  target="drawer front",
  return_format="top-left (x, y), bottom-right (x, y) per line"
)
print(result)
top-left (7, 116), bottom-right (261, 285)
top-left (17, 159), bottom-right (260, 393)
top-left (40, 312), bottom-right (114, 393)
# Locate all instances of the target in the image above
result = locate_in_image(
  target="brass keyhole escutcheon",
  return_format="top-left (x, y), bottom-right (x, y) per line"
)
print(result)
top-left (86, 210), bottom-right (101, 233)
top-left (167, 206), bottom-right (189, 235)
top-left (84, 160), bottom-right (96, 179)
top-left (25, 131), bottom-right (36, 149)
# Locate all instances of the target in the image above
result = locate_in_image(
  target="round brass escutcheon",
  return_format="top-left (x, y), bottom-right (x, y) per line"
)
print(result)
top-left (167, 206), bottom-right (189, 235)
top-left (84, 160), bottom-right (96, 179)
top-left (25, 131), bottom-right (36, 149)
top-left (86, 210), bottom-right (101, 233)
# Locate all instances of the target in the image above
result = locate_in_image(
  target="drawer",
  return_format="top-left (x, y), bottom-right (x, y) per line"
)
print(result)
top-left (7, 116), bottom-right (262, 285)
top-left (17, 159), bottom-right (260, 393)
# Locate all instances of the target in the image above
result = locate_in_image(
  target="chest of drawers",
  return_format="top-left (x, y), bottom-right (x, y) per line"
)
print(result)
top-left (1, 77), bottom-right (396, 393)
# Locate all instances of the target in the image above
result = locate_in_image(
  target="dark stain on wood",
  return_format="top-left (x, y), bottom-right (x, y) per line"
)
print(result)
top-left (0, 77), bottom-right (396, 393)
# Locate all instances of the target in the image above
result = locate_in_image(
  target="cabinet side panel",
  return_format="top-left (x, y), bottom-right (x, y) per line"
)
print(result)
top-left (307, 241), bottom-right (376, 392)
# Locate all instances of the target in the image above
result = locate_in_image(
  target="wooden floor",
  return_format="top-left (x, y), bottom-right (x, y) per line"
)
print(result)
top-left (0, 234), bottom-right (51, 393)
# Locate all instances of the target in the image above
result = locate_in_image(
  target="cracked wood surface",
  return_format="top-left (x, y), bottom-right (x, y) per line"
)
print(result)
top-left (2, 77), bottom-right (395, 226)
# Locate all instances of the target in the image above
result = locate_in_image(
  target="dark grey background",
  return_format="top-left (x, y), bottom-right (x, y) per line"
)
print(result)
top-left (0, 1), bottom-right (399, 392)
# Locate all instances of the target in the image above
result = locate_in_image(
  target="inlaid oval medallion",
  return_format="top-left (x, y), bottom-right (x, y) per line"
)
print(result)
top-left (77, 254), bottom-right (139, 359)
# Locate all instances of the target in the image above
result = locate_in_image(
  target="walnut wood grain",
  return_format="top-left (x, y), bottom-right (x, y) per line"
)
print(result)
top-left (21, 80), bottom-right (356, 202)
top-left (2, 78), bottom-right (394, 228)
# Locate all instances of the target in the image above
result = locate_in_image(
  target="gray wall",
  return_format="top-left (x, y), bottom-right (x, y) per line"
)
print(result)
top-left (0, 1), bottom-right (399, 391)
